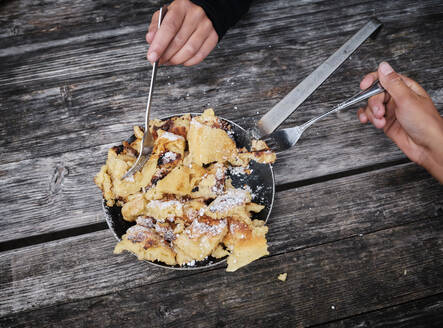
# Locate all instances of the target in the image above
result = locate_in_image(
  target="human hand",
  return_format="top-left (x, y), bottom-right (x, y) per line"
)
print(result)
top-left (146, 0), bottom-right (218, 66)
top-left (357, 62), bottom-right (443, 183)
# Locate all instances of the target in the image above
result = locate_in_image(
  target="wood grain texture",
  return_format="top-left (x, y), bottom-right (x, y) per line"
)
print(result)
top-left (1, 217), bottom-right (443, 327)
top-left (1, 163), bottom-right (442, 316)
top-left (0, 1), bottom-right (443, 240)
top-left (1, 0), bottom-right (442, 185)
top-left (315, 293), bottom-right (443, 328)
top-left (1, 0), bottom-right (443, 326)
top-left (0, 144), bottom-right (109, 241)
top-left (1, 129), bottom-right (441, 242)
top-left (0, 0), bottom-right (160, 47)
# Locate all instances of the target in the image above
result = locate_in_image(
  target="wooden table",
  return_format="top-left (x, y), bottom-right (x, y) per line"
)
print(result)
top-left (1, 0), bottom-right (442, 327)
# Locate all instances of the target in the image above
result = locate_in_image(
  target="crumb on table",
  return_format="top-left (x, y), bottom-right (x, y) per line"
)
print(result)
top-left (278, 273), bottom-right (287, 281)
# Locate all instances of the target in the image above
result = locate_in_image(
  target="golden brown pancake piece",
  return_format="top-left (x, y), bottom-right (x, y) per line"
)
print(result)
top-left (95, 109), bottom-right (276, 271)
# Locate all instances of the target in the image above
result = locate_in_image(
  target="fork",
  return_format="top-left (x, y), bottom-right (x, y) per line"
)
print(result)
top-left (122, 6), bottom-right (167, 180)
top-left (262, 80), bottom-right (385, 152)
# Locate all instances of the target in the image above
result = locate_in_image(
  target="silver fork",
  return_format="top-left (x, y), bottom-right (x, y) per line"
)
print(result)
top-left (122, 6), bottom-right (167, 180)
top-left (263, 81), bottom-right (385, 152)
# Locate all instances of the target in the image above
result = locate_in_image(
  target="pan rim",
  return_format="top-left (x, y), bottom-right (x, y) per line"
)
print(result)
top-left (102, 112), bottom-right (275, 270)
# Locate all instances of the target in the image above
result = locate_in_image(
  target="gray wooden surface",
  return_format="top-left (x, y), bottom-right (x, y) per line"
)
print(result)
top-left (1, 0), bottom-right (442, 327)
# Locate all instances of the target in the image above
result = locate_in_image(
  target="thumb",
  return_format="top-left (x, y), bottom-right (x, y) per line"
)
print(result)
top-left (378, 62), bottom-right (415, 107)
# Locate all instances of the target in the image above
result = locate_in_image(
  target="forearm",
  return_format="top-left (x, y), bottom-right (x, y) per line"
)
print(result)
top-left (422, 115), bottom-right (443, 183)
top-left (190, 0), bottom-right (253, 40)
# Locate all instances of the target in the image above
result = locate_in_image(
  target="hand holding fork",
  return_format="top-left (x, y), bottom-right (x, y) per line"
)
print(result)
top-left (263, 80), bottom-right (385, 152)
top-left (122, 6), bottom-right (168, 180)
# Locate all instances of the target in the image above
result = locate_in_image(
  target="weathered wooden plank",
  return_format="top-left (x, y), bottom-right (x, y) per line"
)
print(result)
top-left (1, 0), bottom-right (442, 92)
top-left (315, 293), bottom-right (443, 328)
top-left (1, 117), bottom-right (442, 243)
top-left (1, 0), bottom-right (438, 49)
top-left (0, 144), bottom-right (109, 241)
top-left (1, 0), bottom-right (441, 90)
top-left (0, 163), bottom-right (442, 316)
top-left (0, 0), bottom-right (158, 46)
top-left (0, 1), bottom-right (442, 190)
top-left (1, 217), bottom-right (442, 327)
top-left (0, 0), bottom-right (441, 326)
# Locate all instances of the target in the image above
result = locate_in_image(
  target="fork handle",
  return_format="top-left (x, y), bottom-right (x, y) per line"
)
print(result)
top-left (144, 5), bottom-right (168, 129)
top-left (302, 80), bottom-right (385, 130)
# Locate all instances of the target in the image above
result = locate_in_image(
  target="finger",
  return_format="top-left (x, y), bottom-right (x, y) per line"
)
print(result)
top-left (146, 10), bottom-right (160, 44)
top-left (148, 10), bottom-right (186, 63)
top-left (364, 105), bottom-right (386, 129)
top-left (167, 19), bottom-right (212, 65)
top-left (159, 13), bottom-right (200, 64)
top-left (357, 108), bottom-right (368, 123)
top-left (183, 30), bottom-right (218, 66)
top-left (385, 98), bottom-right (397, 121)
top-left (367, 93), bottom-right (386, 119)
top-left (360, 72), bottom-right (378, 90)
top-left (378, 62), bottom-right (419, 108)
top-left (398, 74), bottom-right (429, 98)
top-left (382, 119), bottom-right (413, 160)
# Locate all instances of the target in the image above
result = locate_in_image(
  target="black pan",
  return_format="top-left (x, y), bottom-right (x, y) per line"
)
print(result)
top-left (102, 113), bottom-right (275, 270)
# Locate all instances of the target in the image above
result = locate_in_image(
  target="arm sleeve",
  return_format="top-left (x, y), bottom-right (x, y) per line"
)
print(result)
top-left (190, 0), bottom-right (253, 40)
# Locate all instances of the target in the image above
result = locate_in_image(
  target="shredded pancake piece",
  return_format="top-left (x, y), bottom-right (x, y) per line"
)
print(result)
top-left (95, 109), bottom-right (276, 271)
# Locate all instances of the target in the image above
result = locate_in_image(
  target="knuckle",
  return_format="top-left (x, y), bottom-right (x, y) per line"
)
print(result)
top-left (192, 5), bottom-right (205, 17)
top-left (184, 42), bottom-right (198, 55)
top-left (169, 56), bottom-right (180, 65)
top-left (172, 34), bottom-right (185, 46)
top-left (193, 52), bottom-right (204, 62)
top-left (164, 17), bottom-right (180, 32)
top-left (200, 17), bottom-right (212, 30)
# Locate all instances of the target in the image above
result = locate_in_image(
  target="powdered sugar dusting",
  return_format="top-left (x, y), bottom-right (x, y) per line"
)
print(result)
top-left (187, 218), bottom-right (227, 238)
top-left (230, 166), bottom-right (246, 176)
top-left (162, 151), bottom-right (177, 163)
top-left (164, 230), bottom-right (175, 242)
top-left (127, 225), bottom-right (150, 235)
top-left (190, 118), bottom-right (203, 128)
top-left (242, 185), bottom-right (256, 199)
top-left (215, 164), bottom-right (224, 180)
top-left (146, 200), bottom-right (183, 210)
top-left (134, 217), bottom-right (175, 241)
top-left (123, 175), bottom-right (135, 182)
top-left (136, 216), bottom-right (154, 228)
top-left (160, 131), bottom-right (184, 141)
top-left (209, 189), bottom-right (249, 213)
top-left (186, 260), bottom-right (196, 266)
top-left (126, 225), bottom-right (151, 242)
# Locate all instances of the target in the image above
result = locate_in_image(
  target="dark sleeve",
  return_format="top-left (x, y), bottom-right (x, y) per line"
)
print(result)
top-left (190, 0), bottom-right (253, 40)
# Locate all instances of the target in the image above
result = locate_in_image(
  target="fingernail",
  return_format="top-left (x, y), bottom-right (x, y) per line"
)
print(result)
top-left (148, 51), bottom-right (158, 63)
top-left (380, 62), bottom-right (393, 75)
top-left (359, 113), bottom-right (366, 122)
top-left (147, 32), bottom-right (153, 41)
top-left (373, 106), bottom-right (383, 117)
top-left (374, 116), bottom-right (385, 128)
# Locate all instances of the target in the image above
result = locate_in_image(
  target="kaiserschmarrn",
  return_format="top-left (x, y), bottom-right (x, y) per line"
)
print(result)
top-left (94, 109), bottom-right (276, 271)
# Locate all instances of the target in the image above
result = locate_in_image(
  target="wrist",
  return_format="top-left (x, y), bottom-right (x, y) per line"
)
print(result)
top-left (422, 115), bottom-right (443, 183)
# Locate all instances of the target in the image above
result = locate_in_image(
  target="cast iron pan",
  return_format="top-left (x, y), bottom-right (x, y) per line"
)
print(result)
top-left (103, 113), bottom-right (275, 270)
